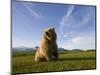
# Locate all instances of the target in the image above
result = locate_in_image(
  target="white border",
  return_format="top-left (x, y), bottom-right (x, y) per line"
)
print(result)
top-left (0, 0), bottom-right (11, 75)
top-left (21, 0), bottom-right (97, 5)
top-left (0, 0), bottom-right (99, 75)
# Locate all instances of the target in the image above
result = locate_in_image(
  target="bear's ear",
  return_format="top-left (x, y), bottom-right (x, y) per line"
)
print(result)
top-left (52, 27), bottom-right (55, 31)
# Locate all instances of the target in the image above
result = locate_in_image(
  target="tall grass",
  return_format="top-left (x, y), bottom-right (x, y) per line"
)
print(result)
top-left (12, 50), bottom-right (96, 74)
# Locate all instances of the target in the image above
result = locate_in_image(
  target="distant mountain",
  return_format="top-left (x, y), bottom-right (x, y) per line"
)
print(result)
top-left (58, 48), bottom-right (69, 51)
top-left (12, 46), bottom-right (95, 53)
top-left (71, 49), bottom-right (83, 51)
top-left (12, 46), bottom-right (35, 52)
top-left (12, 47), bottom-right (69, 52)
top-left (86, 49), bottom-right (96, 51)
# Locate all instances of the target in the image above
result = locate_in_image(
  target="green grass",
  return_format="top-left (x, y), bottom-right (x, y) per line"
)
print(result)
top-left (12, 50), bottom-right (96, 74)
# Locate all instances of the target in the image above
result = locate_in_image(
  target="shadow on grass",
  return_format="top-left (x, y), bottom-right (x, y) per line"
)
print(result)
top-left (59, 57), bottom-right (96, 61)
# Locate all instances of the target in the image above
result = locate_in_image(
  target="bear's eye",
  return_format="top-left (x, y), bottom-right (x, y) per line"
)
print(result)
top-left (46, 32), bottom-right (49, 36)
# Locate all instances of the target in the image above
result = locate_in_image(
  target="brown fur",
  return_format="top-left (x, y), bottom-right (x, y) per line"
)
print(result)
top-left (34, 27), bottom-right (59, 62)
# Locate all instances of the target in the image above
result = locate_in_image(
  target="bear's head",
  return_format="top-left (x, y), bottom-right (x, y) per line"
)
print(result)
top-left (44, 27), bottom-right (57, 41)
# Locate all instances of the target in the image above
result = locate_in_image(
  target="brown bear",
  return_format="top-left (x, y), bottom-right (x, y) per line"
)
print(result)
top-left (34, 27), bottom-right (59, 62)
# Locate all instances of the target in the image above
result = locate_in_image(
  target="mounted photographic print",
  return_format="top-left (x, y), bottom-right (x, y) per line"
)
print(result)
top-left (12, 0), bottom-right (96, 74)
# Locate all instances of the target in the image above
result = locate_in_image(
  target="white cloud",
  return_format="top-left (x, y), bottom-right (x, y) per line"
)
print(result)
top-left (58, 6), bottom-right (95, 50)
top-left (22, 2), bottom-right (42, 19)
top-left (59, 5), bottom-right (75, 35)
top-left (60, 5), bottom-right (75, 26)
top-left (63, 32), bottom-right (75, 38)
top-left (61, 36), bottom-right (95, 50)
top-left (59, 5), bottom-right (93, 38)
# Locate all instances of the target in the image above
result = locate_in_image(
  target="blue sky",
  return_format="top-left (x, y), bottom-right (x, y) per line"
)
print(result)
top-left (12, 1), bottom-right (96, 50)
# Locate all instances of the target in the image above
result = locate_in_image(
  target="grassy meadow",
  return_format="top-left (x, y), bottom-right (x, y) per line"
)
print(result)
top-left (12, 50), bottom-right (96, 74)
